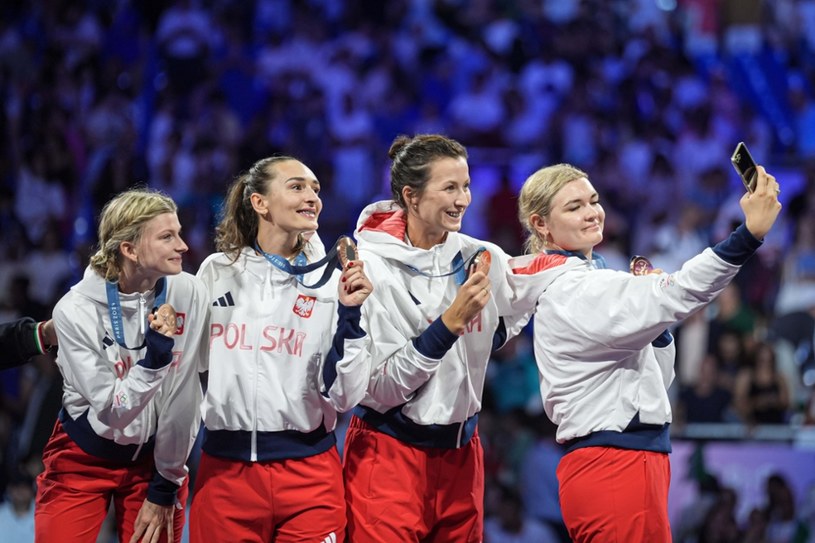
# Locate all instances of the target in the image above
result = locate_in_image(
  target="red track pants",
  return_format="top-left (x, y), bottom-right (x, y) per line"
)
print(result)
top-left (557, 447), bottom-right (671, 543)
top-left (35, 421), bottom-right (188, 543)
top-left (189, 448), bottom-right (346, 543)
top-left (343, 415), bottom-right (484, 543)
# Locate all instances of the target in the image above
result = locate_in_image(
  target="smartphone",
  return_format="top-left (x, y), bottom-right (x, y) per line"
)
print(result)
top-left (730, 141), bottom-right (758, 193)
top-left (337, 236), bottom-right (358, 268)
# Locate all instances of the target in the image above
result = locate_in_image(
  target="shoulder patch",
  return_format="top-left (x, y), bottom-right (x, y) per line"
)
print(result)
top-left (512, 253), bottom-right (569, 275)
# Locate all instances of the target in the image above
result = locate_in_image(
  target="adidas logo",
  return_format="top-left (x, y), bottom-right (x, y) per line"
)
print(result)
top-left (320, 533), bottom-right (337, 543)
top-left (213, 291), bottom-right (235, 307)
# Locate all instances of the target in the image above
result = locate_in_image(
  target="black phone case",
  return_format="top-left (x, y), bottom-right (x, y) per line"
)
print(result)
top-left (731, 142), bottom-right (757, 192)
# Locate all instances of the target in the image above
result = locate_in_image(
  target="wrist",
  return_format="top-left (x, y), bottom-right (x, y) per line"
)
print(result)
top-left (441, 312), bottom-right (466, 335)
top-left (35, 322), bottom-right (48, 354)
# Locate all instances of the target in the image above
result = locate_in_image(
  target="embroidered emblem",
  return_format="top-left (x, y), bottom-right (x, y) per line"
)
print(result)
top-left (293, 295), bottom-right (316, 318)
top-left (175, 312), bottom-right (186, 335)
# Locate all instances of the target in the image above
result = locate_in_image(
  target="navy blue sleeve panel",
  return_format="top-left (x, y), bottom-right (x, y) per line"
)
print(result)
top-left (491, 317), bottom-right (508, 351)
top-left (136, 329), bottom-right (175, 370)
top-left (651, 330), bottom-right (674, 348)
top-left (0, 317), bottom-right (39, 370)
top-left (322, 305), bottom-right (366, 393)
top-left (146, 470), bottom-right (179, 506)
top-left (712, 223), bottom-right (763, 266)
top-left (412, 317), bottom-right (459, 360)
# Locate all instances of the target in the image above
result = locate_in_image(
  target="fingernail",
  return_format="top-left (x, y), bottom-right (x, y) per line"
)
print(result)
top-left (342, 277), bottom-right (346, 282)
top-left (348, 262), bottom-right (354, 268)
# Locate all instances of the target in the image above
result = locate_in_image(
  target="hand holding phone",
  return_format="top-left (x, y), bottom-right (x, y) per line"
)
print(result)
top-left (731, 141), bottom-right (758, 193)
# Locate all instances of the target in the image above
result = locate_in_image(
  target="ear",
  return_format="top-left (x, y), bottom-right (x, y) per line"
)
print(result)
top-left (402, 186), bottom-right (418, 210)
top-left (529, 213), bottom-right (548, 240)
top-left (249, 192), bottom-right (267, 216)
top-left (119, 240), bottom-right (138, 265)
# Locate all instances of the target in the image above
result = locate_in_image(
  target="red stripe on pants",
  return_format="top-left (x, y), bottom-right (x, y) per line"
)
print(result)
top-left (35, 420), bottom-right (188, 543)
top-left (557, 447), bottom-right (671, 543)
top-left (343, 415), bottom-right (484, 543)
top-left (188, 448), bottom-right (346, 543)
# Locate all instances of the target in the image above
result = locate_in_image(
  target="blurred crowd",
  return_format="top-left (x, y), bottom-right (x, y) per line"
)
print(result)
top-left (1, 0), bottom-right (815, 541)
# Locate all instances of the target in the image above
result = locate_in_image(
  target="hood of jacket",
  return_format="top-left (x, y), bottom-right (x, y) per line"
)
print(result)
top-left (355, 200), bottom-right (466, 269)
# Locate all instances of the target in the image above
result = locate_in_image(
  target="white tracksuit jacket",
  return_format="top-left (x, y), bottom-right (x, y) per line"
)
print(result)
top-left (507, 224), bottom-right (763, 450)
top-left (52, 267), bottom-right (208, 504)
top-left (353, 200), bottom-right (528, 449)
top-left (196, 243), bottom-right (370, 462)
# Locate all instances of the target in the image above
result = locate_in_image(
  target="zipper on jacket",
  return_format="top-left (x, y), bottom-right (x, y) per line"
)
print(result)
top-left (139, 294), bottom-right (147, 336)
top-left (251, 268), bottom-right (273, 461)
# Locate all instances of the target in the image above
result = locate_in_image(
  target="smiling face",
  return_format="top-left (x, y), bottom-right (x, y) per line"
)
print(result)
top-left (404, 156), bottom-right (470, 247)
top-left (128, 212), bottom-right (187, 278)
top-left (531, 177), bottom-right (604, 258)
top-left (255, 159), bottom-right (322, 235)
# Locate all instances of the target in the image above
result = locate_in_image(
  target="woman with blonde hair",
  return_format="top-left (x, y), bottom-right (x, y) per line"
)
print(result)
top-left (510, 162), bottom-right (782, 542)
top-left (35, 188), bottom-right (209, 543)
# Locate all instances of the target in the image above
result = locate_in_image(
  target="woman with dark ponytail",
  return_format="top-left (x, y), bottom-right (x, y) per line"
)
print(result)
top-left (189, 156), bottom-right (373, 543)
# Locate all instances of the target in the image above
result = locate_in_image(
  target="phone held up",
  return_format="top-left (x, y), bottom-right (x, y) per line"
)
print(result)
top-left (730, 141), bottom-right (758, 193)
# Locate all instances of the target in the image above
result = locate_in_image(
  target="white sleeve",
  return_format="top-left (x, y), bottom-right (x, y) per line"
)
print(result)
top-left (361, 286), bottom-right (445, 408)
top-left (320, 305), bottom-right (371, 412)
top-left (152, 277), bottom-right (208, 486)
top-left (555, 249), bottom-right (739, 356)
top-left (53, 300), bottom-right (173, 430)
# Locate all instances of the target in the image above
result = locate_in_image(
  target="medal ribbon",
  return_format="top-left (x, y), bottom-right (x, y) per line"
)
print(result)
top-left (106, 277), bottom-right (168, 350)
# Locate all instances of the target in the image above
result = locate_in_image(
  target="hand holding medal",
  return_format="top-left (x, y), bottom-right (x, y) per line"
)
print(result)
top-left (148, 303), bottom-right (178, 337)
top-left (467, 248), bottom-right (492, 279)
top-left (629, 255), bottom-right (662, 276)
top-left (337, 236), bottom-right (373, 307)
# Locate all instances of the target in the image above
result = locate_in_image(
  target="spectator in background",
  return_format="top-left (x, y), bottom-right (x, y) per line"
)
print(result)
top-left (486, 334), bottom-right (539, 415)
top-left (23, 222), bottom-right (74, 309)
top-left (763, 473), bottom-right (809, 543)
top-left (486, 171), bottom-right (526, 256)
top-left (484, 485), bottom-right (560, 543)
top-left (0, 469), bottom-right (35, 543)
top-left (706, 283), bottom-right (757, 352)
top-left (519, 415), bottom-right (570, 543)
top-left (155, 0), bottom-right (212, 97)
top-left (677, 353), bottom-right (735, 424)
top-left (712, 328), bottom-right (748, 395)
top-left (733, 342), bottom-right (791, 425)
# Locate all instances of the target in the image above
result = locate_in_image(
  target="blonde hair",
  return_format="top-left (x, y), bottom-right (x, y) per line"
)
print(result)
top-left (518, 163), bottom-right (588, 254)
top-left (89, 188), bottom-right (178, 281)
